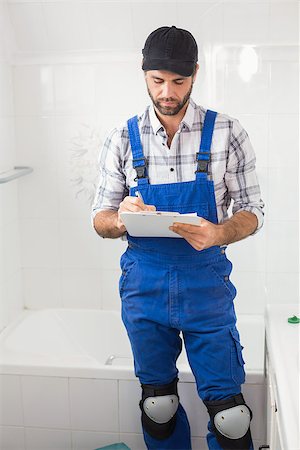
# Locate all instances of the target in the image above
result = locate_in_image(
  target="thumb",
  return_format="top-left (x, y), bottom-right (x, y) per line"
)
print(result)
top-left (146, 205), bottom-right (156, 211)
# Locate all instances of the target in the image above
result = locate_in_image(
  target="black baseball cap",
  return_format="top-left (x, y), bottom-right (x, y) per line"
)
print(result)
top-left (142, 26), bottom-right (198, 77)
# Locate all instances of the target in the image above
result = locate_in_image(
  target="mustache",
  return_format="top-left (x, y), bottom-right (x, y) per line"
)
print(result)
top-left (157, 98), bottom-right (178, 103)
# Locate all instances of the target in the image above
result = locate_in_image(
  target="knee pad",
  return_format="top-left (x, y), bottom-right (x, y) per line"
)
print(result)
top-left (140, 377), bottom-right (179, 440)
top-left (204, 393), bottom-right (253, 450)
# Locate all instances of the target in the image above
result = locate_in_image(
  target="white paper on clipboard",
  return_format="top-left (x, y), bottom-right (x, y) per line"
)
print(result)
top-left (120, 211), bottom-right (202, 238)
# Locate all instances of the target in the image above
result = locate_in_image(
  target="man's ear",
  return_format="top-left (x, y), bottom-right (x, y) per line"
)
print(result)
top-left (192, 63), bottom-right (199, 82)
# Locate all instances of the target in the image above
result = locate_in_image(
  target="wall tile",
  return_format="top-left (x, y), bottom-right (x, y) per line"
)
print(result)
top-left (266, 220), bottom-right (299, 273)
top-left (268, 167), bottom-right (299, 221)
top-left (223, 3), bottom-right (269, 45)
top-left (119, 380), bottom-right (142, 434)
top-left (54, 65), bottom-right (96, 115)
top-left (23, 268), bottom-right (62, 309)
top-left (0, 426), bottom-right (25, 450)
top-left (2, 220), bottom-right (20, 279)
top-left (13, 65), bottom-right (55, 115)
top-left (60, 219), bottom-right (106, 269)
top-left (0, 182), bottom-right (19, 228)
top-left (24, 428), bottom-right (72, 450)
top-left (131, 3), bottom-right (178, 51)
top-left (0, 375), bottom-right (23, 426)
top-left (21, 376), bottom-right (70, 429)
top-left (177, 3), bottom-right (223, 49)
top-left (224, 61), bottom-right (270, 115)
top-left (5, 271), bottom-right (23, 323)
top-left (194, 54), bottom-right (225, 112)
top-left (87, 3), bottom-right (134, 50)
top-left (0, 63), bottom-right (14, 116)
top-left (119, 433), bottom-right (146, 450)
top-left (61, 268), bottom-right (102, 309)
top-left (8, 3), bottom-right (48, 52)
top-left (242, 383), bottom-right (266, 441)
top-left (101, 269), bottom-right (122, 311)
top-left (72, 431), bottom-right (120, 450)
top-left (14, 116), bottom-right (57, 170)
top-left (18, 167), bottom-right (59, 220)
top-left (270, 2), bottom-right (299, 45)
top-left (268, 114), bottom-right (298, 169)
top-left (231, 270), bottom-right (267, 315)
top-left (131, 1), bottom-right (178, 51)
top-left (69, 378), bottom-right (118, 432)
top-left (178, 382), bottom-right (209, 437)
top-left (59, 218), bottom-right (125, 271)
top-left (270, 61), bottom-right (299, 114)
top-left (94, 61), bottom-right (140, 118)
top-left (191, 437), bottom-right (208, 449)
top-left (0, 117), bottom-right (15, 173)
top-left (43, 2), bottom-right (91, 52)
top-left (20, 219), bottom-right (60, 269)
top-left (237, 114), bottom-right (269, 169)
top-left (227, 225), bottom-right (267, 273)
top-left (266, 272), bottom-right (299, 304)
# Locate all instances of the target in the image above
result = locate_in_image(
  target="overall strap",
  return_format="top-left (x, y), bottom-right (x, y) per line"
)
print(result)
top-left (127, 115), bottom-right (149, 186)
top-left (196, 109), bottom-right (217, 178)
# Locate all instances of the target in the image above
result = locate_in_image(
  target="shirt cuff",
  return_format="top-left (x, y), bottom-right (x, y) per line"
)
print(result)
top-left (234, 207), bottom-right (264, 235)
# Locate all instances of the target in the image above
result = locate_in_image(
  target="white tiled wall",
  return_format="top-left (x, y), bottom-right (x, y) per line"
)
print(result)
top-left (3, 0), bottom-right (297, 315)
top-left (0, 2), bottom-right (298, 450)
top-left (0, 0), bottom-right (23, 332)
top-left (0, 374), bottom-right (266, 450)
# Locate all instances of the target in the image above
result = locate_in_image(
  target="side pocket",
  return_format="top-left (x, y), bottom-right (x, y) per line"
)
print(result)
top-left (209, 258), bottom-right (237, 300)
top-left (119, 258), bottom-right (137, 297)
top-left (230, 327), bottom-right (246, 385)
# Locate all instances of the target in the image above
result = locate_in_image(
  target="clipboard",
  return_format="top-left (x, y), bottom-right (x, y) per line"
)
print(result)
top-left (120, 211), bottom-right (202, 238)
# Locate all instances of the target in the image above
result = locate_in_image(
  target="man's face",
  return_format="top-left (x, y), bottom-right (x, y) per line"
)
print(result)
top-left (144, 68), bottom-right (198, 116)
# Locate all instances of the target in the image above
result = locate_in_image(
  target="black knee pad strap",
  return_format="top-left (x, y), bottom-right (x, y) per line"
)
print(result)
top-left (140, 377), bottom-right (179, 440)
top-left (204, 393), bottom-right (253, 450)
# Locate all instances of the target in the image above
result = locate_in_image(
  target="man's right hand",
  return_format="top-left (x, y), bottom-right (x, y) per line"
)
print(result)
top-left (116, 196), bottom-right (156, 231)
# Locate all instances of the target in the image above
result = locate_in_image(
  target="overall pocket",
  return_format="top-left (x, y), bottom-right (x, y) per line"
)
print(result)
top-left (119, 254), bottom-right (138, 297)
top-left (209, 257), bottom-right (237, 300)
top-left (229, 327), bottom-right (246, 385)
top-left (170, 202), bottom-right (209, 219)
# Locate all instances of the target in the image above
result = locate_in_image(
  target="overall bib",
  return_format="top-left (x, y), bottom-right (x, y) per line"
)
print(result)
top-left (119, 110), bottom-right (253, 450)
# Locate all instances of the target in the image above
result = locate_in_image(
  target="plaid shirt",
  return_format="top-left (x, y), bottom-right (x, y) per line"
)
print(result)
top-left (92, 98), bottom-right (264, 233)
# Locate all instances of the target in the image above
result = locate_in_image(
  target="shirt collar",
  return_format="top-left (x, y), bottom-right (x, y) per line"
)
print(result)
top-left (148, 98), bottom-right (196, 135)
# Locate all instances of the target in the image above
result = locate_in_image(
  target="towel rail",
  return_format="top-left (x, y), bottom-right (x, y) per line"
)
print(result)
top-left (0, 166), bottom-right (33, 184)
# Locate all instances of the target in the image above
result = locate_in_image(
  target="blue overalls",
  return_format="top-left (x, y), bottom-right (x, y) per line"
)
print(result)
top-left (119, 110), bottom-right (254, 450)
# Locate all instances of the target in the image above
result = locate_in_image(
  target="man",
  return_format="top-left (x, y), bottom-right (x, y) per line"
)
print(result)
top-left (92, 25), bottom-right (264, 450)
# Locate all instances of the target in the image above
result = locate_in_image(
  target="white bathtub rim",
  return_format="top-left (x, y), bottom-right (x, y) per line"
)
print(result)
top-left (0, 308), bottom-right (265, 384)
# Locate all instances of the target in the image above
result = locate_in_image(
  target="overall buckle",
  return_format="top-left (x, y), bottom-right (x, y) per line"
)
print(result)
top-left (133, 157), bottom-right (148, 180)
top-left (195, 151), bottom-right (210, 173)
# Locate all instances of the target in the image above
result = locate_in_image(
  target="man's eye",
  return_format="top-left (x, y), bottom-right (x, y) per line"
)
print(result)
top-left (175, 81), bottom-right (184, 85)
top-left (154, 80), bottom-right (163, 84)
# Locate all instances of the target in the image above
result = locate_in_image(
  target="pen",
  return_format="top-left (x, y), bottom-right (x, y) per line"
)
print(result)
top-left (135, 191), bottom-right (145, 203)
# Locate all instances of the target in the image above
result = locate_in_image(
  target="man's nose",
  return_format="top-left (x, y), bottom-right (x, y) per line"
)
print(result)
top-left (161, 82), bottom-right (173, 98)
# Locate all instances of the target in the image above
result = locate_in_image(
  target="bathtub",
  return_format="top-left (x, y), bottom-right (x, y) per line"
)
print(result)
top-left (0, 309), bottom-right (267, 450)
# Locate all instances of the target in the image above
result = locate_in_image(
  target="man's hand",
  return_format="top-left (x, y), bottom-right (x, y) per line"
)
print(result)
top-left (169, 211), bottom-right (258, 251)
top-left (169, 218), bottom-right (223, 251)
top-left (117, 196), bottom-right (156, 231)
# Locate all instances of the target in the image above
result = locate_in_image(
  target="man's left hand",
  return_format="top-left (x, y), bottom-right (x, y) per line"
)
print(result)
top-left (169, 218), bottom-right (224, 251)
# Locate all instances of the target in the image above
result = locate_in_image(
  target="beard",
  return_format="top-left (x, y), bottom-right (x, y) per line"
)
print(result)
top-left (147, 83), bottom-right (193, 116)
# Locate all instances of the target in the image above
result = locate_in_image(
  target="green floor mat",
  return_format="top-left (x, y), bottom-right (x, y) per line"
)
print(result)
top-left (94, 443), bottom-right (131, 450)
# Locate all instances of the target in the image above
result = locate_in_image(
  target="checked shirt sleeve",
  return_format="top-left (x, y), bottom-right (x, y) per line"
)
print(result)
top-left (225, 119), bottom-right (265, 234)
top-left (91, 128), bottom-right (128, 224)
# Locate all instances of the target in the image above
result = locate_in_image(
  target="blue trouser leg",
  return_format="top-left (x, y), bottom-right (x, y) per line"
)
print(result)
top-left (180, 257), bottom-right (253, 450)
top-left (143, 403), bottom-right (191, 450)
top-left (120, 249), bottom-right (253, 450)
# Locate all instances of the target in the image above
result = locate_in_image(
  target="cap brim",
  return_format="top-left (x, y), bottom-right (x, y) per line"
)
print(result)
top-left (142, 58), bottom-right (195, 77)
